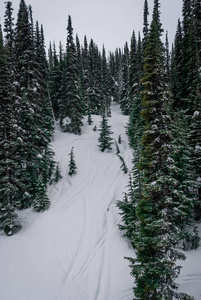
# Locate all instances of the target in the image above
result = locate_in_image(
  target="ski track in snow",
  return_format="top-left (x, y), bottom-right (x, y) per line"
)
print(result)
top-left (0, 103), bottom-right (201, 300)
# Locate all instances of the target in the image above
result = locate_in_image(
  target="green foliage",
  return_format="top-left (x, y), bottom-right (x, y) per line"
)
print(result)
top-left (118, 134), bottom-right (122, 144)
top-left (120, 42), bottom-right (130, 115)
top-left (0, 202), bottom-right (21, 236)
top-left (117, 171), bottom-right (139, 247)
top-left (125, 3), bottom-right (195, 298)
top-left (51, 163), bottom-right (63, 184)
top-left (191, 89), bottom-right (201, 220)
top-left (0, 0), bottom-right (55, 234)
top-left (68, 147), bottom-right (77, 176)
top-left (32, 175), bottom-right (50, 212)
top-left (118, 155), bottom-right (128, 174)
top-left (115, 140), bottom-right (120, 154)
top-left (98, 113), bottom-right (113, 152)
top-left (59, 16), bottom-right (83, 135)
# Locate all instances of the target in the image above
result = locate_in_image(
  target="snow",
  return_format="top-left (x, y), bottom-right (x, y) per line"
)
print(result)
top-left (0, 103), bottom-right (201, 300)
top-left (193, 110), bottom-right (200, 117)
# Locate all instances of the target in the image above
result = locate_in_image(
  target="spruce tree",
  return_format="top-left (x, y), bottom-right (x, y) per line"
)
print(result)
top-left (120, 42), bottom-right (130, 115)
top-left (98, 111), bottom-right (113, 152)
top-left (68, 147), bottom-right (77, 176)
top-left (192, 0), bottom-right (201, 62)
top-left (117, 172), bottom-right (139, 247)
top-left (129, 2), bottom-right (194, 298)
top-left (118, 155), bottom-right (128, 174)
top-left (181, 0), bottom-right (193, 108)
top-left (0, 24), bottom-right (21, 235)
top-left (48, 41), bottom-right (62, 120)
top-left (14, 0), bottom-right (54, 208)
top-left (59, 16), bottom-right (83, 134)
top-left (171, 110), bottom-right (199, 249)
top-left (87, 39), bottom-right (103, 114)
top-left (191, 87), bottom-right (201, 220)
top-left (142, 0), bottom-right (149, 52)
top-left (3, 1), bottom-right (15, 68)
top-left (53, 163), bottom-right (63, 183)
top-left (101, 45), bottom-right (111, 116)
top-left (127, 33), bottom-right (144, 150)
top-left (171, 19), bottom-right (183, 109)
top-left (32, 175), bottom-right (50, 212)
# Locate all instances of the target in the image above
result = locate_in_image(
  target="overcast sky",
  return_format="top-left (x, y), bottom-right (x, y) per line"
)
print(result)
top-left (0, 0), bottom-right (183, 52)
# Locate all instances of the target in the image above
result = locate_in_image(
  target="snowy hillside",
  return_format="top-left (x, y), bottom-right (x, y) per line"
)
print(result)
top-left (0, 103), bottom-right (201, 300)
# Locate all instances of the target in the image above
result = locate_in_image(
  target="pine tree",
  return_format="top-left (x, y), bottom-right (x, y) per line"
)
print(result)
top-left (101, 45), bottom-right (111, 116)
top-left (32, 175), bottom-right (50, 212)
top-left (87, 39), bottom-right (103, 114)
top-left (127, 32), bottom-right (144, 150)
top-left (59, 16), bottom-right (83, 134)
top-left (68, 147), bottom-right (77, 176)
top-left (87, 100), bottom-right (93, 125)
top-left (53, 163), bottom-right (63, 183)
top-left (164, 31), bottom-right (171, 84)
top-left (0, 24), bottom-right (21, 235)
top-left (117, 171), bottom-right (139, 247)
top-left (98, 112), bottom-right (113, 152)
top-left (142, 0), bottom-right (149, 52)
top-left (129, 2), bottom-right (194, 298)
top-left (171, 19), bottom-right (183, 109)
top-left (48, 41), bottom-right (62, 120)
top-left (127, 33), bottom-right (144, 150)
top-left (3, 1), bottom-right (15, 68)
top-left (120, 42), bottom-right (130, 115)
top-left (191, 87), bottom-right (201, 220)
top-left (128, 31), bottom-right (137, 107)
top-left (181, 0), bottom-right (193, 107)
top-left (118, 155), bottom-right (128, 174)
top-left (12, 0), bottom-right (54, 209)
top-left (171, 110), bottom-right (200, 249)
top-left (115, 140), bottom-right (120, 154)
top-left (192, 0), bottom-right (201, 62)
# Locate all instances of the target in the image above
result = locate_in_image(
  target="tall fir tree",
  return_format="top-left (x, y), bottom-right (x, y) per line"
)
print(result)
top-left (98, 111), bottom-right (113, 152)
top-left (192, 0), bottom-right (201, 62)
top-left (120, 42), bottom-right (130, 115)
top-left (127, 33), bottom-right (144, 150)
top-left (171, 19), bottom-right (183, 109)
top-left (68, 147), bottom-right (77, 176)
top-left (0, 24), bottom-right (22, 235)
top-left (101, 45), bottom-right (111, 116)
top-left (59, 16), bottom-right (83, 134)
top-left (142, 0), bottom-right (149, 52)
top-left (128, 2), bottom-right (195, 298)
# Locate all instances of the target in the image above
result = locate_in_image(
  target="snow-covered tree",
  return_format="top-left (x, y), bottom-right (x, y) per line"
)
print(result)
top-left (59, 15), bottom-right (83, 134)
top-left (98, 112), bottom-right (113, 152)
top-left (118, 155), bottom-right (128, 174)
top-left (32, 175), bottom-right (50, 212)
top-left (0, 24), bottom-right (21, 235)
top-left (68, 147), bottom-right (77, 176)
top-left (128, 2), bottom-right (195, 298)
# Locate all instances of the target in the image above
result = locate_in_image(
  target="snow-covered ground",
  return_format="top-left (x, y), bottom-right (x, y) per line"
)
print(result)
top-left (0, 103), bottom-right (201, 300)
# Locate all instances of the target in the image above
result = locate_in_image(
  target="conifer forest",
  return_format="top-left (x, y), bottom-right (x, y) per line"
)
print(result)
top-left (0, 0), bottom-right (201, 299)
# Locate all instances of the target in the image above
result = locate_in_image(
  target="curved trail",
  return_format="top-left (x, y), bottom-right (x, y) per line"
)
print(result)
top-left (52, 104), bottom-right (133, 300)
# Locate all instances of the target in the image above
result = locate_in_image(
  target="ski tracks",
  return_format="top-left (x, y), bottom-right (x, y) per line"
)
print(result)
top-left (50, 107), bottom-right (133, 300)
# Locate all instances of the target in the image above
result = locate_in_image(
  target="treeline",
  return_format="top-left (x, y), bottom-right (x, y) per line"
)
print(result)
top-left (117, 0), bottom-right (201, 299)
top-left (48, 16), bottom-right (114, 134)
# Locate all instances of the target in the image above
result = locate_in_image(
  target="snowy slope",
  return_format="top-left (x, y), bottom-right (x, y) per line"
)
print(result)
top-left (0, 103), bottom-right (200, 300)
